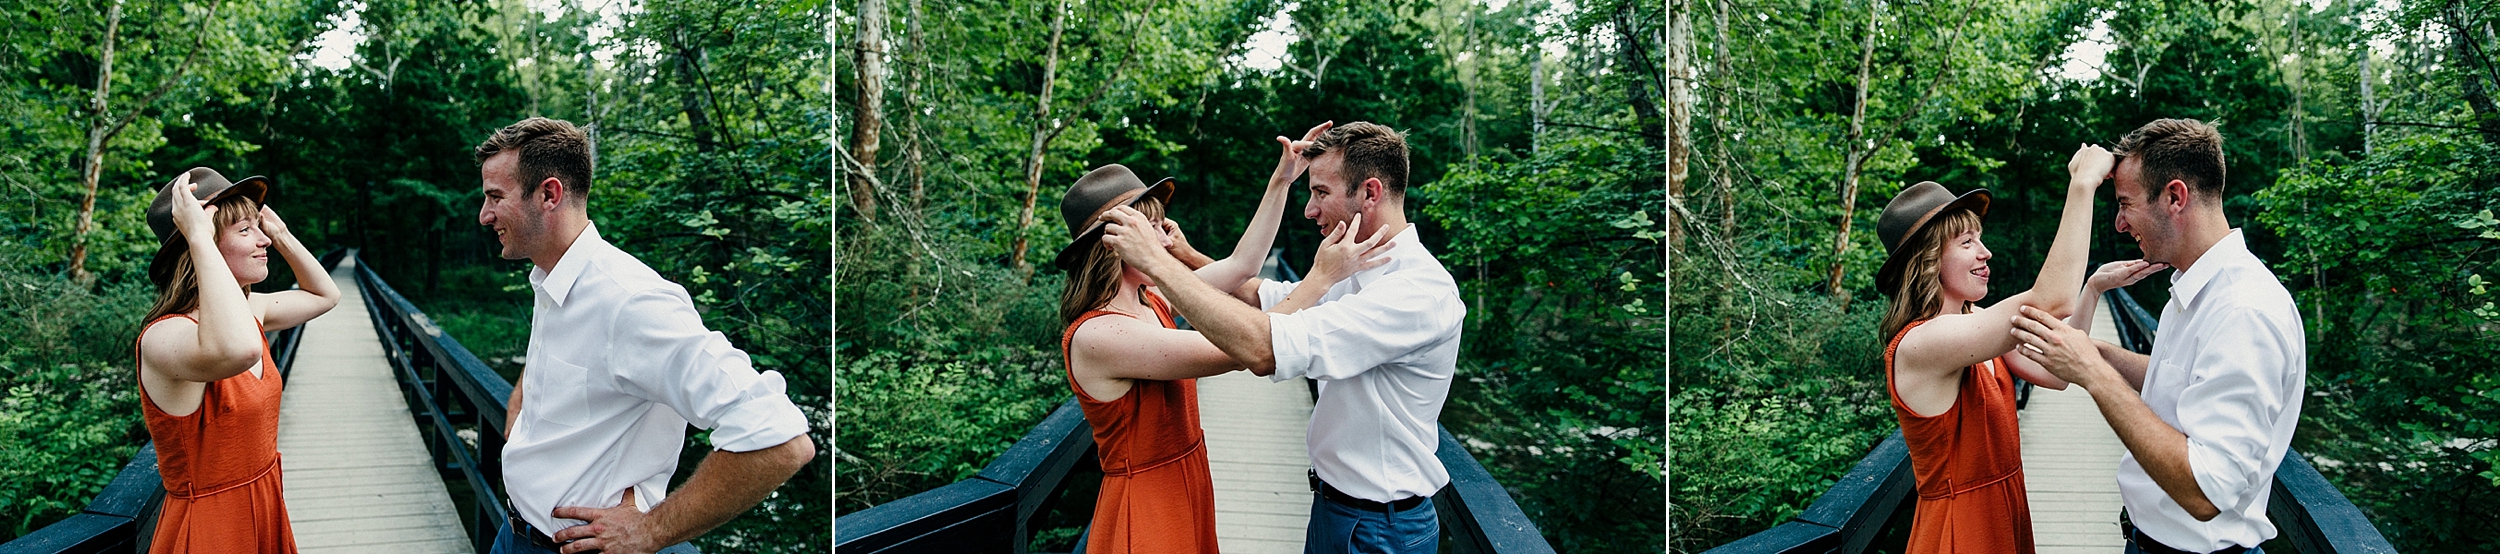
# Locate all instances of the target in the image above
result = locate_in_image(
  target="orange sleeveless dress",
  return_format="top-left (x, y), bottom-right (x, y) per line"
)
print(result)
top-left (138, 315), bottom-right (298, 554)
top-left (1885, 319), bottom-right (2035, 554)
top-left (1059, 291), bottom-right (1220, 554)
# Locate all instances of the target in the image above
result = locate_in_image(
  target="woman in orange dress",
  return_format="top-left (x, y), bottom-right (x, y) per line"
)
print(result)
top-left (1871, 145), bottom-right (2136, 553)
top-left (1049, 125), bottom-right (1380, 553)
top-left (134, 168), bottom-right (340, 553)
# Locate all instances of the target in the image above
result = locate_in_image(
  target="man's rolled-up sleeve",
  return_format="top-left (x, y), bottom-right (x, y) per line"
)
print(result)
top-left (1267, 275), bottom-right (1460, 382)
top-left (608, 290), bottom-right (811, 453)
top-left (2178, 307), bottom-right (2297, 512)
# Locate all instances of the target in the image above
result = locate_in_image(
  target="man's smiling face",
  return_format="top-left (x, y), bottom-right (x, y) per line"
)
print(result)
top-left (477, 152), bottom-right (548, 261)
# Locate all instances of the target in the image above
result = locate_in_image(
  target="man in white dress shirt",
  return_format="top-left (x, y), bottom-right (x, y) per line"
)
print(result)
top-left (2010, 119), bottom-right (2306, 554)
top-left (472, 118), bottom-right (817, 554)
top-left (1099, 121), bottom-right (1463, 554)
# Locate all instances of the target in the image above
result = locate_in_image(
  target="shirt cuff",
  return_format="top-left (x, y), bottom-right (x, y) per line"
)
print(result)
top-left (2185, 438), bottom-right (2254, 511)
top-left (1266, 312), bottom-right (1310, 382)
top-left (705, 370), bottom-right (811, 452)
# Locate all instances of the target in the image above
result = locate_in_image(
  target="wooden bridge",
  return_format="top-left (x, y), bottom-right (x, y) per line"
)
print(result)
top-left (273, 255), bottom-right (472, 552)
top-left (2016, 300), bottom-right (2130, 553)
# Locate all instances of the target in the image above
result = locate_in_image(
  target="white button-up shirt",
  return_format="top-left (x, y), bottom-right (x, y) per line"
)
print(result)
top-left (505, 223), bottom-right (811, 536)
top-left (2121, 229), bottom-right (2307, 551)
top-left (1256, 225), bottom-right (1465, 503)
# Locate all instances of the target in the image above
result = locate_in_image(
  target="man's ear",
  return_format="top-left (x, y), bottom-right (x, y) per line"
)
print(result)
top-left (538, 177), bottom-right (566, 211)
top-left (1359, 177), bottom-right (1385, 211)
top-left (2163, 179), bottom-right (2191, 215)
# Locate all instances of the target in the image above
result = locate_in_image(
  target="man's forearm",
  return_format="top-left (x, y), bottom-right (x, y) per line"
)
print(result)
top-left (646, 435), bottom-right (816, 544)
top-left (1139, 257), bottom-right (1276, 373)
top-left (2098, 340), bottom-right (2150, 391)
top-left (2081, 372), bottom-right (2220, 520)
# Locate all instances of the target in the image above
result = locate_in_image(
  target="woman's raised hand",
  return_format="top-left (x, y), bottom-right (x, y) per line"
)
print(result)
top-left (259, 205), bottom-right (290, 238)
top-left (1305, 213), bottom-right (1399, 286)
top-left (160, 172), bottom-right (215, 237)
top-left (2085, 259), bottom-right (2167, 293)
top-left (1266, 121), bottom-right (1334, 187)
top-left (2068, 143), bottom-right (2115, 188)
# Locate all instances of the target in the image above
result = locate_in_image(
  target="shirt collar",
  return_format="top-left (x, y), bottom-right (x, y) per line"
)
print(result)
top-left (2167, 228), bottom-right (2249, 308)
top-left (1349, 225), bottom-right (1424, 289)
top-left (529, 222), bottom-right (604, 307)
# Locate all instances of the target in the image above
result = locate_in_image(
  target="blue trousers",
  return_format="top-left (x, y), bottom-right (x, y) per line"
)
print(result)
top-left (1302, 492), bottom-right (1438, 554)
top-left (490, 519), bottom-right (700, 554)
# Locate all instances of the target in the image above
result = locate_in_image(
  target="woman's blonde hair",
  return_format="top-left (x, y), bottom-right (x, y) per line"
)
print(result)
top-left (1059, 197), bottom-right (1168, 326)
top-left (144, 195), bottom-right (265, 325)
top-left (1878, 208), bottom-right (1984, 342)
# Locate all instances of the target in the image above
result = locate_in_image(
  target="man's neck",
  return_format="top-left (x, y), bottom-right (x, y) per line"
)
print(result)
top-left (2166, 207), bottom-right (2234, 273)
top-left (532, 215), bottom-right (593, 273)
top-left (1357, 204), bottom-right (1409, 243)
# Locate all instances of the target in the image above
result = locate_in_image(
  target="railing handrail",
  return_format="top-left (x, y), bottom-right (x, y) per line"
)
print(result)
top-left (835, 396), bottom-right (1559, 552)
top-left (355, 255), bottom-right (515, 553)
top-left (1699, 431), bottom-right (1912, 554)
top-left (0, 251), bottom-right (339, 554)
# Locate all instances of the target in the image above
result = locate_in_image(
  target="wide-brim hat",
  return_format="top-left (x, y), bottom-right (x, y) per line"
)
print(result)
top-left (145, 167), bottom-right (271, 287)
top-left (1051, 164), bottom-right (1175, 271)
top-left (1874, 181), bottom-right (1990, 297)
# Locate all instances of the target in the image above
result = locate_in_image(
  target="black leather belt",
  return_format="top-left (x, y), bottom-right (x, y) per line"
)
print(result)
top-left (2129, 525), bottom-right (2248, 554)
top-left (507, 505), bottom-right (585, 553)
top-left (1308, 470), bottom-right (1427, 513)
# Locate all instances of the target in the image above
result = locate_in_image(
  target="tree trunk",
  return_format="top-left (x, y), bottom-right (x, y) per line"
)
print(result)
top-left (1007, 0), bottom-right (1069, 272)
top-left (1531, 50), bottom-right (1544, 154)
top-left (2448, 8), bottom-right (2500, 146)
top-left (847, 0), bottom-right (887, 223)
top-left (906, 0), bottom-right (927, 213)
top-left (1667, 0), bottom-right (1692, 250)
top-left (1824, 0), bottom-right (1880, 305)
top-left (1714, 0), bottom-right (1738, 330)
top-left (1617, 4), bottom-right (1664, 146)
top-left (67, 0), bottom-right (124, 283)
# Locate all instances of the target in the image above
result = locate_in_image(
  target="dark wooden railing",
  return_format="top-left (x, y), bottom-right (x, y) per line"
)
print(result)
top-left (0, 252), bottom-right (339, 554)
top-left (356, 257), bottom-right (516, 554)
top-left (1704, 287), bottom-right (2396, 553)
top-left (835, 399), bottom-right (1558, 553)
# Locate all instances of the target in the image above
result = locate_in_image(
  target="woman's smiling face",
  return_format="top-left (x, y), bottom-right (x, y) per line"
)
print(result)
top-left (1937, 227), bottom-right (1992, 307)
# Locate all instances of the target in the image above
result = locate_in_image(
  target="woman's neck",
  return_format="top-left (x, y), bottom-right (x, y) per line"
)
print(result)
top-left (1101, 281), bottom-right (1153, 317)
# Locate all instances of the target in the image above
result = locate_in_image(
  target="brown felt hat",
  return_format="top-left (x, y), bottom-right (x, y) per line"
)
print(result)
top-left (1051, 164), bottom-right (1175, 271)
top-left (145, 167), bottom-right (270, 287)
top-left (1875, 181), bottom-right (1990, 297)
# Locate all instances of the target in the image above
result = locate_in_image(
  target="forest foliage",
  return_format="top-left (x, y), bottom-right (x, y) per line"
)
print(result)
top-left (1669, 0), bottom-right (2500, 550)
top-left (0, 0), bottom-right (830, 550)
top-left (835, 0), bottom-right (1666, 550)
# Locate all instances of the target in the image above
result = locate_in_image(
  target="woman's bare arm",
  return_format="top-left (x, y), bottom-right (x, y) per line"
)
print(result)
top-left (1899, 144), bottom-right (2110, 375)
top-left (1192, 122), bottom-right (1334, 295)
top-left (252, 205), bottom-right (340, 331)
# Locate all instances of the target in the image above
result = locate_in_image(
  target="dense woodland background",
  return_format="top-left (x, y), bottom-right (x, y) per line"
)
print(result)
top-left (0, 0), bottom-right (829, 550)
top-left (1668, 0), bottom-right (2500, 550)
top-left (833, 0), bottom-right (1666, 551)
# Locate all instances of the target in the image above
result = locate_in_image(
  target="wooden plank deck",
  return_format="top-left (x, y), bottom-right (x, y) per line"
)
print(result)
top-left (1197, 371), bottom-right (1314, 553)
top-left (2019, 300), bottom-right (2131, 553)
top-left (276, 256), bottom-right (474, 553)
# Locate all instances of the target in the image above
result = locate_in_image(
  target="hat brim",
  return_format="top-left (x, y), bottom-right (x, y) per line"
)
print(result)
top-left (149, 176), bottom-right (273, 287)
top-left (1874, 188), bottom-right (1990, 297)
top-left (1051, 177), bottom-right (1176, 271)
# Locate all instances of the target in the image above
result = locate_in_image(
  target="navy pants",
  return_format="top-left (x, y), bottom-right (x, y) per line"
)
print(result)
top-left (1302, 492), bottom-right (1438, 554)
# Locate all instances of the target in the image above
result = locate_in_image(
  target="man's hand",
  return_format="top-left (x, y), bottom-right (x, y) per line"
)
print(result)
top-left (552, 489), bottom-right (665, 554)
top-left (2085, 259), bottom-right (2167, 293)
top-left (2011, 306), bottom-right (2115, 389)
top-left (1100, 206), bottom-right (1184, 275)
